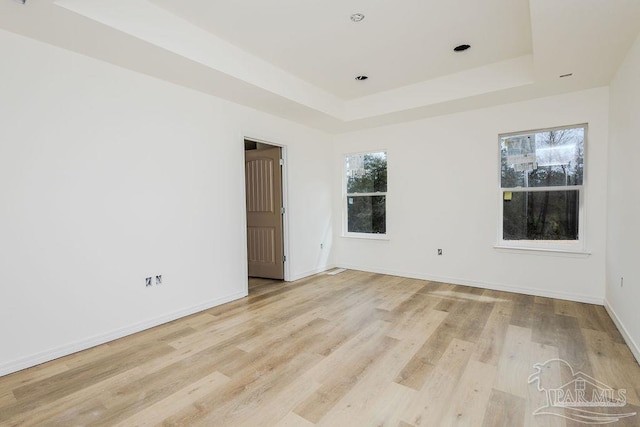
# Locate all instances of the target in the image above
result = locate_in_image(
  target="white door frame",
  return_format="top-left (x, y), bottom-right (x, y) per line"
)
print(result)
top-left (242, 136), bottom-right (291, 282)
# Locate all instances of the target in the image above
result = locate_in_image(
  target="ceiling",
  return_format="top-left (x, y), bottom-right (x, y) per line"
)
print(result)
top-left (1, 0), bottom-right (640, 133)
top-left (149, 0), bottom-right (533, 100)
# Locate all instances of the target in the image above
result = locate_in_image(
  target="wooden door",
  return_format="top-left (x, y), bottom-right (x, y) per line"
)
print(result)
top-left (245, 146), bottom-right (284, 279)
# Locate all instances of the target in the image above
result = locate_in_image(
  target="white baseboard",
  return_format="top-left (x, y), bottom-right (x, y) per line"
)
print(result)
top-left (604, 299), bottom-right (640, 365)
top-left (337, 264), bottom-right (604, 305)
top-left (0, 291), bottom-right (247, 377)
top-left (288, 264), bottom-right (336, 282)
top-left (4, 268), bottom-right (622, 377)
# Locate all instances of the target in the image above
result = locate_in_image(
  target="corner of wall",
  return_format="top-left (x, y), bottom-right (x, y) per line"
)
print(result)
top-left (604, 299), bottom-right (640, 364)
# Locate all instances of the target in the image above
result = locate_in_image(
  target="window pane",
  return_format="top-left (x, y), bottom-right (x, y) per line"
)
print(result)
top-left (501, 127), bottom-right (584, 188)
top-left (347, 195), bottom-right (386, 234)
top-left (346, 152), bottom-right (387, 193)
top-left (503, 190), bottom-right (579, 240)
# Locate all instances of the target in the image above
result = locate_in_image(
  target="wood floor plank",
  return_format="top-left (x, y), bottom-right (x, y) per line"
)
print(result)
top-left (1, 270), bottom-right (639, 426)
top-left (481, 388), bottom-right (526, 427)
top-left (482, 289), bottom-right (514, 318)
top-left (386, 288), bottom-right (447, 340)
top-left (353, 382), bottom-right (416, 427)
top-left (400, 338), bottom-right (476, 426)
top-left (583, 328), bottom-right (640, 405)
top-left (0, 390), bottom-right (16, 407)
top-left (113, 371), bottom-right (230, 427)
top-left (0, 359), bottom-right (70, 392)
top-left (574, 303), bottom-right (615, 333)
top-left (316, 311), bottom-right (445, 426)
top-left (223, 369), bottom-right (321, 427)
top-left (531, 301), bottom-right (558, 347)
top-left (394, 319), bottom-right (457, 390)
top-left (3, 343), bottom-right (174, 422)
top-left (214, 318), bottom-right (330, 378)
top-left (493, 325), bottom-right (533, 399)
top-left (439, 359), bottom-right (497, 425)
top-left (456, 295), bottom-right (495, 343)
top-left (510, 294), bottom-right (536, 328)
top-left (396, 291), bottom-right (493, 390)
top-left (235, 309), bottom-right (326, 353)
top-left (554, 314), bottom-right (592, 375)
top-left (172, 352), bottom-right (323, 426)
top-left (375, 278), bottom-right (437, 312)
top-left (294, 323), bottom-right (398, 423)
top-left (300, 319), bottom-right (390, 384)
top-left (275, 411), bottom-right (315, 427)
top-left (553, 298), bottom-right (578, 318)
top-left (2, 367), bottom-right (146, 426)
top-left (395, 295), bottom-right (478, 390)
top-left (524, 342), bottom-right (565, 427)
top-left (472, 304), bottom-right (511, 366)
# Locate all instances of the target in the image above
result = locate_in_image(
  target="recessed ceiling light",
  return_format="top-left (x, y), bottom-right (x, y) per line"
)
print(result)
top-left (355, 75), bottom-right (368, 81)
top-left (454, 44), bottom-right (471, 52)
top-left (350, 13), bottom-right (365, 22)
top-left (560, 73), bottom-right (573, 78)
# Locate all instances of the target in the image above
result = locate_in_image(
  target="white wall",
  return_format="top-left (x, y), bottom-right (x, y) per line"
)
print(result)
top-left (334, 88), bottom-right (610, 303)
top-left (607, 33), bottom-right (640, 362)
top-left (0, 29), bottom-right (334, 375)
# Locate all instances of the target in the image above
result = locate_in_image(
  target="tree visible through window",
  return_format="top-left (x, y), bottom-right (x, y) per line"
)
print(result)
top-left (345, 151), bottom-right (387, 234)
top-left (500, 125), bottom-right (585, 243)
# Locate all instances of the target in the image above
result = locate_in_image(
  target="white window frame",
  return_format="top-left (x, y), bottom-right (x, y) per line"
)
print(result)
top-left (342, 150), bottom-right (389, 240)
top-left (496, 124), bottom-right (588, 254)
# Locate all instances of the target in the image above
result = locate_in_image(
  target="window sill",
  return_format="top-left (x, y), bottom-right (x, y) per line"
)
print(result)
top-left (494, 244), bottom-right (591, 257)
top-left (341, 233), bottom-right (390, 241)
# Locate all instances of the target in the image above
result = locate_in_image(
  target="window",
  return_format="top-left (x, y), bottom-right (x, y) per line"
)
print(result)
top-left (499, 125), bottom-right (585, 250)
top-left (344, 151), bottom-right (387, 235)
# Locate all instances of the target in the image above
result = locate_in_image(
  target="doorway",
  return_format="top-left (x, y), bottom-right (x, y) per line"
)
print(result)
top-left (244, 139), bottom-right (286, 280)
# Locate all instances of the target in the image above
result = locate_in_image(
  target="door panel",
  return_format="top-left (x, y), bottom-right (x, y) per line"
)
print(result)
top-left (247, 227), bottom-right (276, 263)
top-left (245, 146), bottom-right (284, 279)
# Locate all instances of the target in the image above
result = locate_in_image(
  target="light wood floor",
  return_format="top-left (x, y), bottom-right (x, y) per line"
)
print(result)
top-left (1, 270), bottom-right (639, 426)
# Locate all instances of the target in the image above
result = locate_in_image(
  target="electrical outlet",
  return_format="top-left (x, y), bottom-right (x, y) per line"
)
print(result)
top-left (320, 243), bottom-right (324, 249)
top-left (437, 249), bottom-right (443, 255)
top-left (156, 275), bottom-right (162, 285)
top-left (145, 277), bottom-right (152, 287)
top-left (621, 277), bottom-right (624, 288)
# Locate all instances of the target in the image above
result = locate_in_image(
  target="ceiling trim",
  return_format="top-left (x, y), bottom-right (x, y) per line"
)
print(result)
top-left (53, 0), bottom-right (541, 125)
